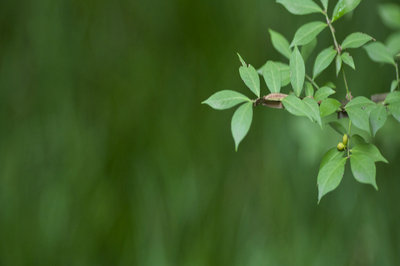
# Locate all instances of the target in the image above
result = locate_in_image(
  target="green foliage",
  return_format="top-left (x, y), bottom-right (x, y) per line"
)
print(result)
top-left (204, 0), bottom-right (400, 203)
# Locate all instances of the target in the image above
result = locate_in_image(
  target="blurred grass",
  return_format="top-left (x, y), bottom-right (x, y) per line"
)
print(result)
top-left (0, 0), bottom-right (399, 265)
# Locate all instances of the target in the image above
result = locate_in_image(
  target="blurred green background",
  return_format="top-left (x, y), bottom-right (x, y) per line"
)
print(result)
top-left (0, 0), bottom-right (399, 265)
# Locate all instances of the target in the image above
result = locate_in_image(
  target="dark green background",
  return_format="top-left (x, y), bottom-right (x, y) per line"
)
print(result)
top-left (0, 0), bottom-right (399, 265)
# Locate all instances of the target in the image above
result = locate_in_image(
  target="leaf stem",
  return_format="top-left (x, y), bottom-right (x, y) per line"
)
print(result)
top-left (306, 74), bottom-right (320, 90)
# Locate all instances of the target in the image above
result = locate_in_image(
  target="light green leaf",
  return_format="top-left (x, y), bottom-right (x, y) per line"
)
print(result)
top-left (263, 61), bottom-right (282, 93)
top-left (352, 143), bottom-right (388, 164)
top-left (320, 147), bottom-right (344, 170)
top-left (303, 97), bottom-right (322, 127)
top-left (341, 52), bottom-right (355, 70)
top-left (390, 80), bottom-right (399, 92)
top-left (345, 96), bottom-right (375, 133)
top-left (386, 33), bottom-right (400, 55)
top-left (202, 90), bottom-right (251, 110)
top-left (318, 157), bottom-right (347, 203)
top-left (237, 53), bottom-right (246, 66)
top-left (291, 22), bottom-right (327, 47)
top-left (301, 38), bottom-right (318, 62)
top-left (238, 54), bottom-right (261, 97)
top-left (350, 153), bottom-right (377, 190)
top-left (335, 54), bottom-right (342, 76)
top-left (258, 62), bottom-right (291, 87)
top-left (313, 46), bottom-right (337, 79)
top-left (305, 82), bottom-right (314, 97)
top-left (341, 32), bottom-right (374, 50)
top-left (320, 98), bottom-right (341, 117)
top-left (269, 29), bottom-right (292, 59)
top-left (369, 104), bottom-right (388, 136)
top-left (276, 0), bottom-right (323, 15)
top-left (314, 86), bottom-right (336, 101)
top-left (231, 102), bottom-right (253, 151)
top-left (320, 0), bottom-right (329, 10)
top-left (379, 3), bottom-right (400, 30)
top-left (282, 95), bottom-right (307, 117)
top-left (332, 0), bottom-right (362, 22)
top-left (324, 81), bottom-right (336, 89)
top-left (384, 91), bottom-right (400, 122)
top-left (290, 47), bottom-right (306, 97)
top-left (364, 42), bottom-right (396, 66)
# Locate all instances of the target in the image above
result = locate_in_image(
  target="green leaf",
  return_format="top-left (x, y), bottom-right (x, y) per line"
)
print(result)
top-left (352, 143), bottom-right (388, 164)
top-left (231, 102), bottom-right (253, 151)
top-left (318, 157), bottom-right (347, 203)
top-left (237, 53), bottom-right (246, 66)
top-left (301, 38), bottom-right (318, 62)
top-left (386, 33), bottom-right (400, 56)
top-left (369, 104), bottom-right (388, 136)
top-left (324, 81), bottom-right (336, 89)
top-left (305, 82), bottom-right (314, 97)
top-left (269, 29), bottom-right (292, 59)
top-left (364, 42), bottom-right (396, 66)
top-left (350, 153), bottom-right (377, 190)
top-left (335, 54), bottom-right (342, 76)
top-left (329, 121), bottom-right (347, 135)
top-left (282, 95), bottom-right (307, 117)
top-left (290, 47), bottom-right (306, 97)
top-left (320, 98), bottom-right (341, 117)
top-left (276, 0), bottom-right (323, 15)
top-left (341, 32), bottom-right (374, 50)
top-left (320, 147), bottom-right (344, 170)
top-left (291, 22), bottom-right (327, 47)
top-left (390, 80), bottom-right (399, 92)
top-left (238, 54), bottom-right (261, 97)
top-left (314, 86), bottom-right (336, 101)
top-left (202, 90), bottom-right (251, 110)
top-left (384, 91), bottom-right (400, 122)
top-left (303, 97), bottom-right (322, 127)
top-left (341, 52), bottom-right (355, 70)
top-left (332, 0), bottom-right (362, 22)
top-left (320, 0), bottom-right (328, 10)
top-left (313, 46), bottom-right (337, 79)
top-left (263, 61), bottom-right (282, 93)
top-left (379, 3), bottom-right (400, 30)
top-left (345, 96), bottom-right (375, 133)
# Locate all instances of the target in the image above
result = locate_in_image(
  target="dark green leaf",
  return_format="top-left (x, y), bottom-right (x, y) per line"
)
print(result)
top-left (332, 0), bottom-right (361, 22)
top-left (320, 98), bottom-right (341, 117)
top-left (345, 96), bottom-right (375, 133)
top-left (341, 32), bottom-right (374, 50)
top-left (202, 90), bottom-right (251, 110)
top-left (384, 91), bottom-right (400, 122)
top-left (269, 29), bottom-right (292, 59)
top-left (231, 102), bottom-right (253, 151)
top-left (291, 22), bottom-right (327, 47)
top-left (276, 0), bottom-right (323, 15)
top-left (350, 153), bottom-right (377, 190)
top-left (301, 38), bottom-right (318, 62)
top-left (320, 147), bottom-right (344, 170)
top-left (314, 86), bottom-right (336, 101)
top-left (290, 47), bottom-right (306, 97)
top-left (263, 61), bottom-right (282, 93)
top-left (364, 42), bottom-right (396, 66)
top-left (329, 121), bottom-right (347, 135)
top-left (369, 104), bottom-right (388, 136)
top-left (341, 52), bottom-right (355, 70)
top-left (352, 143), bottom-right (388, 164)
top-left (313, 46), bottom-right (337, 79)
top-left (318, 157), bottom-right (347, 203)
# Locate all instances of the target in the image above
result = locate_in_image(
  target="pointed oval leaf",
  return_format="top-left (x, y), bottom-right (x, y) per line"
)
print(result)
top-left (239, 64), bottom-right (261, 97)
top-left (318, 157), bottom-right (347, 203)
top-left (335, 54), bottom-right (342, 76)
top-left (364, 42), bottom-right (396, 66)
top-left (301, 38), bottom-right (318, 62)
top-left (345, 97), bottom-right (375, 133)
top-left (384, 91), bottom-right (400, 122)
top-left (369, 104), bottom-right (388, 136)
top-left (269, 29), bottom-right (292, 59)
top-left (352, 143), bottom-right (388, 164)
top-left (341, 52), bottom-right (355, 70)
top-left (263, 61), bottom-right (282, 93)
top-left (276, 0), bottom-right (323, 15)
top-left (350, 153), bottom-right (377, 190)
top-left (202, 90), bottom-right (251, 110)
top-left (341, 32), bottom-right (374, 50)
top-left (320, 0), bottom-right (329, 10)
top-left (291, 22), bottom-right (327, 47)
top-left (332, 0), bottom-right (361, 22)
top-left (290, 47), bottom-right (306, 97)
top-left (314, 86), bottom-right (336, 101)
top-left (282, 94), bottom-right (307, 117)
top-left (320, 147), bottom-right (344, 170)
top-left (303, 97), bottom-right (322, 126)
top-left (313, 46), bottom-right (337, 79)
top-left (320, 98), bottom-right (341, 117)
top-left (305, 82), bottom-right (314, 97)
top-left (231, 102), bottom-right (253, 151)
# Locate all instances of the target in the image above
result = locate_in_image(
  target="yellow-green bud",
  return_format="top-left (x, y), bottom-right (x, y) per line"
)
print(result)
top-left (343, 134), bottom-right (348, 146)
top-left (337, 142), bottom-right (345, 151)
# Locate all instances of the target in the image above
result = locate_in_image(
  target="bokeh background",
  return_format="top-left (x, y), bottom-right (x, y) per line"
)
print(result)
top-left (0, 0), bottom-right (399, 265)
